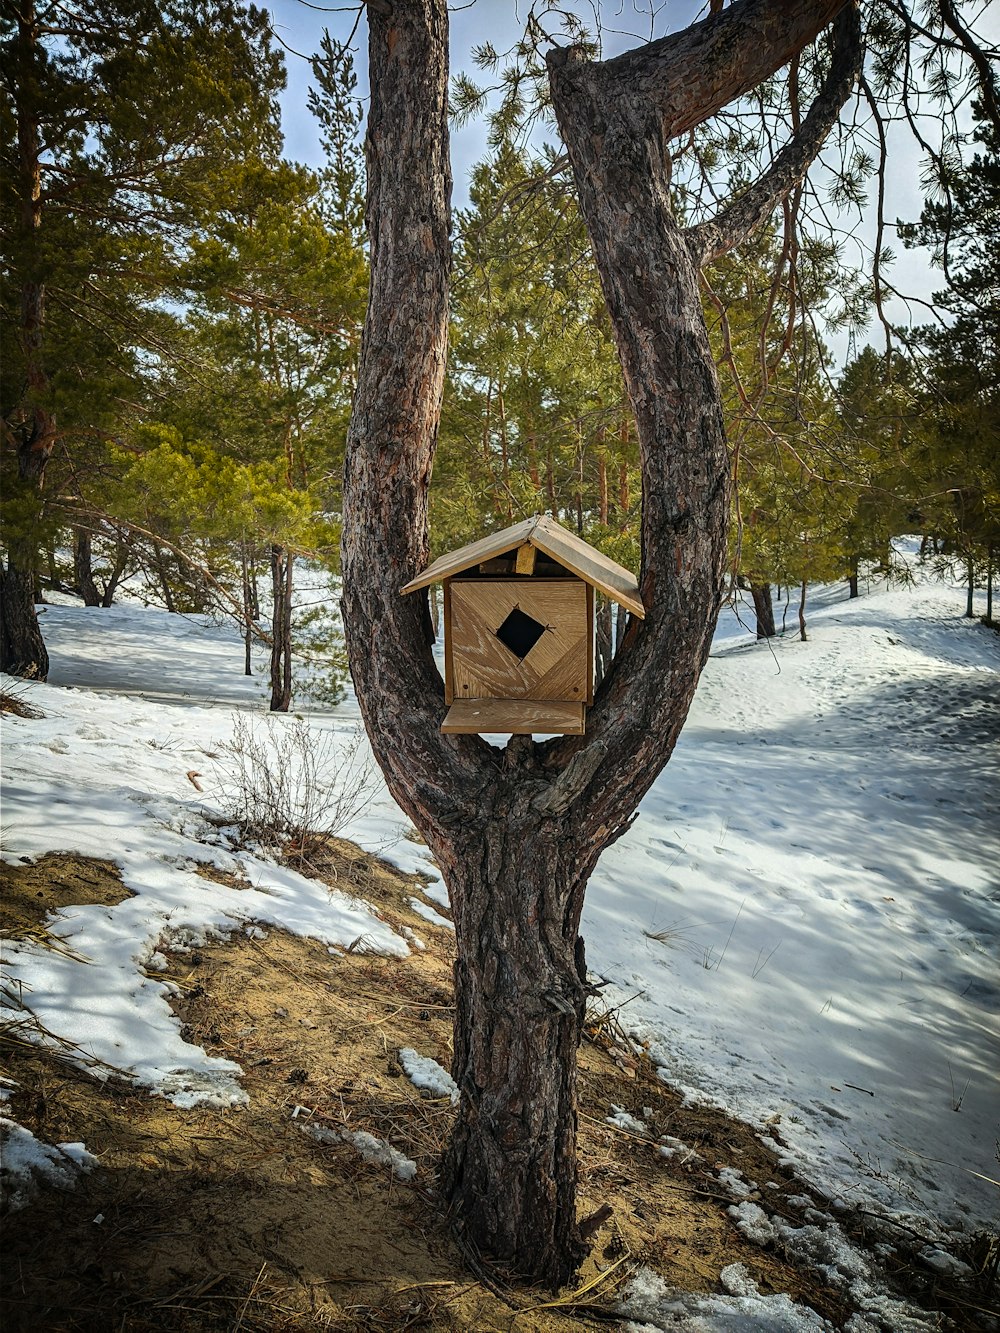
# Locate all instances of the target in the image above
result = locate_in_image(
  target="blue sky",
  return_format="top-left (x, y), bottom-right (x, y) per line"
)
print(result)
top-left (263, 0), bottom-right (996, 363)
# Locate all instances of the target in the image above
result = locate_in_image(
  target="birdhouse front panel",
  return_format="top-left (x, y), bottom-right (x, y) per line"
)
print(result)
top-left (446, 579), bottom-right (591, 706)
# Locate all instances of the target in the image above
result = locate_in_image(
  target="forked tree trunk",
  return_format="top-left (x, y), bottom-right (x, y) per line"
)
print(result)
top-left (342, 0), bottom-right (858, 1290)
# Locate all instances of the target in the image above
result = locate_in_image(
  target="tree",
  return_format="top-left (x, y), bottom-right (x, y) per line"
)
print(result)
top-left (341, 0), bottom-right (867, 1286)
top-left (0, 0), bottom-right (284, 677)
top-left (900, 106), bottom-right (1000, 619)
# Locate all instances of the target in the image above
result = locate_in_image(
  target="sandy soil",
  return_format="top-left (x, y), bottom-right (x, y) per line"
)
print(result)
top-left (1, 846), bottom-right (991, 1331)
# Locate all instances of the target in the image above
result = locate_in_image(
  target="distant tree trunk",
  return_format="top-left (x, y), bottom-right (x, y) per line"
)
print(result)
top-left (241, 543), bottom-right (254, 677)
top-left (0, 557), bottom-right (49, 679)
top-left (74, 528), bottom-right (101, 606)
top-left (594, 595), bottom-right (613, 686)
top-left (154, 545), bottom-right (175, 613)
top-left (615, 601), bottom-right (628, 651)
top-left (847, 557), bottom-right (859, 599)
top-left (798, 579), bottom-right (808, 641)
top-left (342, 0), bottom-right (858, 1290)
top-left (100, 537), bottom-right (130, 608)
top-left (269, 544), bottom-right (293, 712)
top-left (986, 545), bottom-right (994, 625)
top-left (2, 1), bottom-right (54, 680)
top-left (965, 556), bottom-right (975, 618)
top-left (749, 581), bottom-right (775, 638)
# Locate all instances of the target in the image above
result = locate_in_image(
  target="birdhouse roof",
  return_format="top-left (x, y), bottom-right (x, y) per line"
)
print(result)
top-left (400, 514), bottom-right (645, 618)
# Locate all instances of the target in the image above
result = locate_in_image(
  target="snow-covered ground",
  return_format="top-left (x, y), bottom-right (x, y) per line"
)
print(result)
top-left (2, 562), bottom-right (997, 1260)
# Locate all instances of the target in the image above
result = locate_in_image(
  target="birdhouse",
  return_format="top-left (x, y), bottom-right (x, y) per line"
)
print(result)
top-left (400, 514), bottom-right (645, 736)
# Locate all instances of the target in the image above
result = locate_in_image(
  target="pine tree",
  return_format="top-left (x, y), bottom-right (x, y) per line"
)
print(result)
top-left (901, 106), bottom-right (1000, 618)
top-left (0, 0), bottom-right (285, 676)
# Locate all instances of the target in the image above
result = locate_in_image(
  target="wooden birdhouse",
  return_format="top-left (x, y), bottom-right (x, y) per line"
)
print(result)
top-left (400, 514), bottom-right (645, 736)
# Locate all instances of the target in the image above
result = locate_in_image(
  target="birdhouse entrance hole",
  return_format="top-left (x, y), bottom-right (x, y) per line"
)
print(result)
top-left (495, 606), bottom-right (547, 661)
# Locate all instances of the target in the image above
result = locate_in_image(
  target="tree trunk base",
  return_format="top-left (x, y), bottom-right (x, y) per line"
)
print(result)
top-left (437, 821), bottom-right (590, 1290)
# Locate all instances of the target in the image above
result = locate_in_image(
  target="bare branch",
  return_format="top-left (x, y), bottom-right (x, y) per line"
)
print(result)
top-left (685, 6), bottom-right (862, 265)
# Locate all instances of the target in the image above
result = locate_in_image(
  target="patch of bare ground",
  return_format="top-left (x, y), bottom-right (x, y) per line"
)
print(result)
top-left (1, 848), bottom-right (994, 1332)
top-left (0, 853), bottom-right (133, 936)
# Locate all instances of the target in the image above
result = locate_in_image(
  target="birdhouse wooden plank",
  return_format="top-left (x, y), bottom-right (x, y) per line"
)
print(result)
top-left (400, 515), bottom-right (643, 736)
top-left (441, 698), bottom-right (586, 735)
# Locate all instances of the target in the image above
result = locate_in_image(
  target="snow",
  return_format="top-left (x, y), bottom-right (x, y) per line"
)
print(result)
top-left (406, 895), bottom-right (453, 929)
top-left (1, 559), bottom-right (997, 1273)
top-left (302, 1122), bottom-right (417, 1181)
top-left (583, 573), bottom-right (999, 1240)
top-left (726, 1199), bottom-right (946, 1330)
top-left (619, 1263), bottom-right (832, 1331)
top-left (398, 1047), bottom-right (459, 1103)
top-left (608, 1105), bottom-right (649, 1134)
top-left (0, 1117), bottom-right (97, 1212)
top-left (718, 1166), bottom-right (755, 1198)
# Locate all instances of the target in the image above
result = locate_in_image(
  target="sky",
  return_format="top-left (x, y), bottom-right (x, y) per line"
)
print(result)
top-left (263, 0), bottom-right (996, 364)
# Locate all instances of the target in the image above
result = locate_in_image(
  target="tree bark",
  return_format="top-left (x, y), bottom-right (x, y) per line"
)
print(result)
top-left (440, 806), bottom-right (591, 1283)
top-left (269, 544), bottom-right (293, 711)
top-left (74, 528), bottom-right (101, 606)
top-left (798, 579), bottom-right (808, 641)
top-left (342, 0), bottom-right (858, 1290)
top-left (965, 557), bottom-right (975, 618)
top-left (750, 581), bottom-right (776, 638)
top-left (2, 0), bottom-right (56, 680)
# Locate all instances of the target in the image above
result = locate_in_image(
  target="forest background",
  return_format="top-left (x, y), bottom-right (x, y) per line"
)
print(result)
top-left (1, 0), bottom-right (998, 708)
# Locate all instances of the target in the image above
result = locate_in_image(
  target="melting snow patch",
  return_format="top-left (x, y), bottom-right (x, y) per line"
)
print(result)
top-left (302, 1122), bottom-right (416, 1181)
top-left (918, 1247), bottom-right (972, 1280)
top-left (718, 1165), bottom-right (755, 1198)
top-left (608, 1105), bottom-right (648, 1134)
top-left (406, 895), bottom-right (452, 930)
top-left (728, 1201), bottom-right (943, 1330)
top-left (658, 1135), bottom-right (702, 1165)
top-left (398, 1048), bottom-right (458, 1103)
top-left (0, 1117), bottom-right (98, 1212)
top-left (618, 1264), bottom-right (831, 1331)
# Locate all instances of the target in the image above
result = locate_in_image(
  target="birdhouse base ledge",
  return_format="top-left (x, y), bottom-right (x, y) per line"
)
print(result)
top-left (441, 699), bottom-right (586, 736)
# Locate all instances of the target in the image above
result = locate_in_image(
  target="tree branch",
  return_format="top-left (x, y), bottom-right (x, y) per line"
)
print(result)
top-left (547, 0), bottom-right (851, 145)
top-left (685, 6), bottom-right (862, 266)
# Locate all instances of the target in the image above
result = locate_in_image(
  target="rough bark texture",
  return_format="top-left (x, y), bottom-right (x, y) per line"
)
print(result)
top-left (74, 528), bottom-right (101, 606)
top-left (269, 545), bottom-right (294, 712)
top-left (341, 0), bottom-right (858, 1290)
top-left (439, 785), bottom-right (595, 1281)
top-left (750, 581), bottom-right (776, 637)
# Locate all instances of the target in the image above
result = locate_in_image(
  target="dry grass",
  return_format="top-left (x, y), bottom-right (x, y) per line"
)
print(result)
top-left (1, 847), bottom-right (994, 1332)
